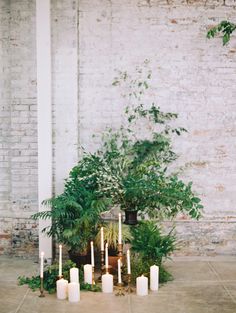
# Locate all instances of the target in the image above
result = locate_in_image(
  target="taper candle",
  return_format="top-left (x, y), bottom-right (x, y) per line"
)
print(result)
top-left (105, 242), bottom-right (109, 270)
top-left (118, 259), bottom-right (122, 284)
top-left (59, 244), bottom-right (62, 277)
top-left (101, 227), bottom-right (104, 251)
top-left (91, 241), bottom-right (95, 267)
top-left (40, 251), bottom-right (44, 278)
top-left (127, 249), bottom-right (131, 274)
top-left (118, 213), bottom-right (122, 244)
top-left (150, 265), bottom-right (159, 291)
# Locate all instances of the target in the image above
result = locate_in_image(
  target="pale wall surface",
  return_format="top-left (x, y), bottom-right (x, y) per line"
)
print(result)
top-left (0, 0), bottom-right (236, 257)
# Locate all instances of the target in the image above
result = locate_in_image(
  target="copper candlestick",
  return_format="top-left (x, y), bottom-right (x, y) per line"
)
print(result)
top-left (92, 266), bottom-right (95, 285)
top-left (39, 277), bottom-right (45, 297)
top-left (125, 274), bottom-right (133, 293)
top-left (115, 282), bottom-right (125, 296)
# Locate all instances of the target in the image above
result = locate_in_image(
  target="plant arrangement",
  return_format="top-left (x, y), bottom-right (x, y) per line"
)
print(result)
top-left (18, 260), bottom-right (101, 293)
top-left (207, 20), bottom-right (236, 45)
top-left (129, 221), bottom-right (176, 283)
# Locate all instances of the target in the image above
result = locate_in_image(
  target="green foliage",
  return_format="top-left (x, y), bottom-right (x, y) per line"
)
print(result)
top-left (207, 20), bottom-right (236, 45)
top-left (18, 260), bottom-right (101, 293)
top-left (32, 154), bottom-right (110, 253)
top-left (130, 221), bottom-right (176, 265)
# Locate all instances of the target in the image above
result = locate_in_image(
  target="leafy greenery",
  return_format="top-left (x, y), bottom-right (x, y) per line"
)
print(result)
top-left (32, 154), bottom-right (110, 253)
top-left (95, 222), bottom-right (132, 252)
top-left (207, 20), bottom-right (236, 45)
top-left (18, 260), bottom-right (101, 293)
top-left (130, 221), bottom-right (176, 284)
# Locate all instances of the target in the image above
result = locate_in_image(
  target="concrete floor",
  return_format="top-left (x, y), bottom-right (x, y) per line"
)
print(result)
top-left (1, 256), bottom-right (236, 313)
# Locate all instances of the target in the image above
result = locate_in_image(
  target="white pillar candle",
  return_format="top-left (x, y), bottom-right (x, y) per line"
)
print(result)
top-left (127, 249), bottom-right (131, 274)
top-left (59, 244), bottom-right (62, 277)
top-left (118, 213), bottom-right (122, 244)
top-left (56, 278), bottom-right (68, 300)
top-left (40, 251), bottom-right (44, 278)
top-left (150, 265), bottom-right (159, 291)
top-left (68, 282), bottom-right (80, 302)
top-left (90, 241), bottom-right (95, 267)
top-left (84, 264), bottom-right (93, 284)
top-left (101, 227), bottom-right (104, 251)
top-left (70, 268), bottom-right (79, 283)
top-left (102, 273), bottom-right (113, 293)
top-left (105, 242), bottom-right (109, 270)
top-left (136, 275), bottom-right (148, 296)
top-left (118, 259), bottom-right (122, 284)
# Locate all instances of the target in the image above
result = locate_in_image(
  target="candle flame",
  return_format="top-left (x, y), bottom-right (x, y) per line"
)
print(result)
top-left (91, 241), bottom-right (93, 245)
top-left (59, 244), bottom-right (62, 248)
top-left (41, 251), bottom-right (44, 257)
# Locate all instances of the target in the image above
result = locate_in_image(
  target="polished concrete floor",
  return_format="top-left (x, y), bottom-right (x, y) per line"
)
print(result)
top-left (1, 255), bottom-right (236, 313)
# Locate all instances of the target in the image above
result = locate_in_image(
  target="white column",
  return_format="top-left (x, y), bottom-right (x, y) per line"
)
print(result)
top-left (36, 0), bottom-right (52, 261)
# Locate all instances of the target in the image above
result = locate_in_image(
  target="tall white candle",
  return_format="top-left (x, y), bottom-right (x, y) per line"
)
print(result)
top-left (136, 275), bottom-right (148, 296)
top-left (102, 273), bottom-right (113, 293)
top-left (118, 213), bottom-right (122, 244)
top-left (101, 227), bottom-right (104, 251)
top-left (84, 264), bottom-right (93, 284)
top-left (105, 243), bottom-right (109, 270)
top-left (127, 249), bottom-right (131, 274)
top-left (40, 251), bottom-right (44, 278)
top-left (118, 259), bottom-right (122, 284)
top-left (68, 282), bottom-right (80, 302)
top-left (70, 268), bottom-right (79, 283)
top-left (91, 241), bottom-right (95, 267)
top-left (59, 244), bottom-right (62, 277)
top-left (150, 265), bottom-right (159, 291)
top-left (56, 278), bottom-right (68, 300)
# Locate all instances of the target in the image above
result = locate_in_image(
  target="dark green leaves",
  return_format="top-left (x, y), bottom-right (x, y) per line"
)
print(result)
top-left (207, 20), bottom-right (236, 46)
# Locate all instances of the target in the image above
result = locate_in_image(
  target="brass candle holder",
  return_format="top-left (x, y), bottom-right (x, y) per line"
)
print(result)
top-left (125, 274), bottom-right (133, 293)
top-left (92, 266), bottom-right (96, 285)
top-left (57, 275), bottom-right (63, 280)
top-left (39, 277), bottom-right (45, 297)
top-left (115, 282), bottom-right (125, 296)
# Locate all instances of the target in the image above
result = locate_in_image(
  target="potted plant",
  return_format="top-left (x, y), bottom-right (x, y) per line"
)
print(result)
top-left (32, 153), bottom-right (110, 266)
top-left (95, 222), bottom-right (132, 269)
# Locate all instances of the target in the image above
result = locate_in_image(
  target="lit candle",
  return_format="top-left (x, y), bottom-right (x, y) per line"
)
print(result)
top-left (127, 249), bottom-right (131, 274)
top-left (70, 267), bottom-right (79, 283)
top-left (84, 264), bottom-right (93, 284)
top-left (40, 251), bottom-right (44, 278)
top-left (102, 273), bottom-right (113, 293)
top-left (101, 227), bottom-right (104, 251)
top-left (136, 275), bottom-right (148, 296)
top-left (118, 213), bottom-right (122, 244)
top-left (56, 278), bottom-right (68, 300)
top-left (91, 241), bottom-right (95, 267)
top-left (150, 265), bottom-right (159, 291)
top-left (68, 282), bottom-right (80, 302)
top-left (118, 259), bottom-right (122, 284)
top-left (105, 242), bottom-right (109, 270)
top-left (59, 244), bottom-right (62, 277)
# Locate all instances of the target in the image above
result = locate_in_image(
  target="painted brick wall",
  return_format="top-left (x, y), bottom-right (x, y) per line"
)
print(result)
top-left (78, 0), bottom-right (236, 255)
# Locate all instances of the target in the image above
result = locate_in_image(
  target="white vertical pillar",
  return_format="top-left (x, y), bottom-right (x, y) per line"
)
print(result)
top-left (36, 0), bottom-right (52, 261)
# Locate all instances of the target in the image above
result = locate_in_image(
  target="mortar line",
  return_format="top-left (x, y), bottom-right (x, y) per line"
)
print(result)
top-left (207, 261), bottom-right (236, 304)
top-left (14, 288), bottom-right (29, 313)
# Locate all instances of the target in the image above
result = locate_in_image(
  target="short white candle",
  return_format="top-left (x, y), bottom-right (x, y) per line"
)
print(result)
top-left (102, 273), bottom-right (113, 293)
top-left (40, 251), bottom-right (44, 278)
top-left (59, 244), bottom-right (62, 277)
top-left (127, 249), bottom-right (131, 275)
top-left (70, 267), bottom-right (79, 283)
top-left (118, 259), bottom-right (122, 284)
top-left (101, 227), bottom-right (104, 251)
top-left (118, 213), bottom-right (122, 244)
top-left (105, 242), bottom-right (109, 270)
top-left (68, 282), bottom-right (80, 302)
top-left (84, 264), bottom-right (93, 284)
top-left (150, 265), bottom-right (159, 291)
top-left (91, 241), bottom-right (95, 267)
top-left (136, 275), bottom-right (148, 296)
top-left (56, 278), bottom-right (68, 300)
